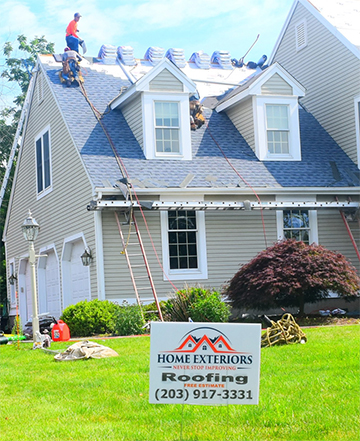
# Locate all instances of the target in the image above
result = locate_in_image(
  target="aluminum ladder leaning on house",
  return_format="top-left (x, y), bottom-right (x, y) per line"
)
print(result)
top-left (0, 71), bottom-right (38, 210)
top-left (114, 210), bottom-right (164, 321)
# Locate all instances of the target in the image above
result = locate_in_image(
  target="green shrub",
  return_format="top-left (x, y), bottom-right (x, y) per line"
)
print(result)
top-left (164, 286), bottom-right (230, 323)
top-left (113, 301), bottom-right (146, 336)
top-left (60, 299), bottom-right (120, 337)
top-left (142, 301), bottom-right (166, 322)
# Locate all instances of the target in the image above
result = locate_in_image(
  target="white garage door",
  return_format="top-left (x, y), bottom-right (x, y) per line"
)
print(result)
top-left (70, 240), bottom-right (90, 304)
top-left (45, 250), bottom-right (61, 318)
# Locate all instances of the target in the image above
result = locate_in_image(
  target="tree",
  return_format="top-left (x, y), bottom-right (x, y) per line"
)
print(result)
top-left (225, 239), bottom-right (360, 316)
top-left (0, 35), bottom-right (54, 328)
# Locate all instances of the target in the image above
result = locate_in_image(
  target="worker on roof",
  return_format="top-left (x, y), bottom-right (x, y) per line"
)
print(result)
top-left (66, 12), bottom-right (82, 53)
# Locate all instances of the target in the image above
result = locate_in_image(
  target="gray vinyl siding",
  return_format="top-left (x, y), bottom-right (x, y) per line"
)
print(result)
top-left (149, 68), bottom-right (184, 91)
top-left (121, 95), bottom-right (143, 149)
top-left (226, 98), bottom-right (255, 152)
top-left (5, 67), bottom-right (97, 311)
top-left (318, 210), bottom-right (359, 271)
top-left (261, 73), bottom-right (293, 95)
top-left (101, 209), bottom-right (277, 302)
top-left (272, 2), bottom-right (360, 164)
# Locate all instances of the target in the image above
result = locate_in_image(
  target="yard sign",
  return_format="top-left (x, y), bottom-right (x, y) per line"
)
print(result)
top-left (149, 322), bottom-right (261, 405)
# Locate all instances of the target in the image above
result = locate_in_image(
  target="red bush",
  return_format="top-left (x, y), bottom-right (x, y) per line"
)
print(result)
top-left (225, 239), bottom-right (359, 315)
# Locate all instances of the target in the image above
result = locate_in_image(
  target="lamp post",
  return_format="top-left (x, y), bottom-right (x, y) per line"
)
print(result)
top-left (21, 211), bottom-right (40, 343)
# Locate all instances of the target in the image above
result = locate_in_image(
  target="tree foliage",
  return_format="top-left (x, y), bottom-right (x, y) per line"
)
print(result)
top-left (225, 239), bottom-right (359, 315)
top-left (0, 35), bottom-right (54, 325)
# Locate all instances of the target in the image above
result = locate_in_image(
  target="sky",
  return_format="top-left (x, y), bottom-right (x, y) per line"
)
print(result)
top-left (0, 0), bottom-right (295, 108)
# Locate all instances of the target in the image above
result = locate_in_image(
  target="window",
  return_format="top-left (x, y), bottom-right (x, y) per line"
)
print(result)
top-left (355, 95), bottom-right (360, 166)
top-left (168, 211), bottom-right (198, 269)
top-left (155, 102), bottom-right (180, 154)
top-left (283, 210), bottom-right (310, 243)
top-left (35, 127), bottom-right (52, 197)
top-left (295, 19), bottom-right (307, 51)
top-left (142, 93), bottom-right (192, 160)
top-left (161, 210), bottom-right (208, 280)
top-left (277, 209), bottom-right (318, 244)
top-left (253, 96), bottom-right (301, 161)
top-left (266, 105), bottom-right (289, 154)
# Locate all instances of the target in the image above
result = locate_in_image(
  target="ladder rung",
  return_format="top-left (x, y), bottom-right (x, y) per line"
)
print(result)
top-left (134, 276), bottom-right (149, 280)
top-left (136, 287), bottom-right (153, 291)
top-left (127, 253), bottom-right (143, 257)
top-left (131, 264), bottom-right (145, 268)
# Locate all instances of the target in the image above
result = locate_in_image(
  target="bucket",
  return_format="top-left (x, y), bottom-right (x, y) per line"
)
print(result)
top-left (51, 320), bottom-right (70, 342)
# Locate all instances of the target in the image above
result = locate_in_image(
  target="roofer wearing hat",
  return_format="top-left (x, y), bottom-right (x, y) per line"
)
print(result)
top-left (66, 12), bottom-right (82, 53)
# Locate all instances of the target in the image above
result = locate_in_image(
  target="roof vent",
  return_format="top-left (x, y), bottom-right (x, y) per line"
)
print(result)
top-left (98, 44), bottom-right (117, 64)
top-left (189, 51), bottom-right (210, 69)
top-left (211, 51), bottom-right (233, 69)
top-left (144, 46), bottom-right (165, 65)
top-left (117, 46), bottom-right (136, 66)
top-left (165, 48), bottom-right (186, 68)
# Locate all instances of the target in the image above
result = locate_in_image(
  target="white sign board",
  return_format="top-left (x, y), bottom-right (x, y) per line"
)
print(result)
top-left (149, 322), bottom-right (261, 406)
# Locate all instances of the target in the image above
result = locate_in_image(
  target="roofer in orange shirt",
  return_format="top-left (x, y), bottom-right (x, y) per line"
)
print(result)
top-left (66, 12), bottom-right (82, 53)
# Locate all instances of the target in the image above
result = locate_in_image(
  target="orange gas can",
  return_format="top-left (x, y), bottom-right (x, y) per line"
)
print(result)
top-left (52, 320), bottom-right (70, 341)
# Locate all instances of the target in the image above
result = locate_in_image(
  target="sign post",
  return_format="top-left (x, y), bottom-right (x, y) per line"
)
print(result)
top-left (149, 322), bottom-right (261, 406)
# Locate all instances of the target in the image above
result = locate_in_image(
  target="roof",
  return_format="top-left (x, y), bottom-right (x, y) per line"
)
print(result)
top-left (39, 54), bottom-right (360, 191)
top-left (270, 0), bottom-right (360, 63)
top-left (310, 0), bottom-right (360, 50)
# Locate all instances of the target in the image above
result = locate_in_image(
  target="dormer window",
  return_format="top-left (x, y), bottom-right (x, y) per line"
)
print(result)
top-left (266, 104), bottom-right (290, 155)
top-left (110, 58), bottom-right (197, 161)
top-left (155, 101), bottom-right (180, 154)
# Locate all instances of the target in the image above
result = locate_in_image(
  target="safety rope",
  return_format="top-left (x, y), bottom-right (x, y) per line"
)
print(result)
top-left (78, 82), bottom-right (179, 292)
top-left (261, 313), bottom-right (307, 348)
top-left (205, 122), bottom-right (268, 248)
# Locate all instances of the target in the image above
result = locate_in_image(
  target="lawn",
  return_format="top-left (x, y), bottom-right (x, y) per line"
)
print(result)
top-left (0, 325), bottom-right (359, 441)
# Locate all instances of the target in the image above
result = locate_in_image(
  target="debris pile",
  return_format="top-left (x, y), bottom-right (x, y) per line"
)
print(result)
top-left (261, 313), bottom-right (307, 348)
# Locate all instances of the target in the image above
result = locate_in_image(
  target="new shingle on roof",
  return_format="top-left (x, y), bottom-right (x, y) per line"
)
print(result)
top-left (41, 57), bottom-right (359, 190)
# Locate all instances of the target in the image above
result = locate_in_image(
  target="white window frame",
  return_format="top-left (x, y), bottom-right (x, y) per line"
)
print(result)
top-left (354, 94), bottom-right (360, 168)
top-left (9, 258), bottom-right (16, 307)
top-left (253, 95), bottom-right (301, 161)
top-left (276, 209), bottom-right (318, 244)
top-left (142, 92), bottom-right (192, 160)
top-left (154, 101), bottom-right (181, 155)
top-left (295, 19), bottom-right (307, 52)
top-left (161, 210), bottom-right (208, 280)
top-left (265, 104), bottom-right (290, 155)
top-left (35, 125), bottom-right (53, 199)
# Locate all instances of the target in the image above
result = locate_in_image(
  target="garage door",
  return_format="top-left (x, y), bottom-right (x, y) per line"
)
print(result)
top-left (70, 240), bottom-right (90, 305)
top-left (45, 250), bottom-right (61, 318)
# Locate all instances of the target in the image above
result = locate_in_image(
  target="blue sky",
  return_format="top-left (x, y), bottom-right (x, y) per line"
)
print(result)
top-left (0, 0), bottom-right (294, 108)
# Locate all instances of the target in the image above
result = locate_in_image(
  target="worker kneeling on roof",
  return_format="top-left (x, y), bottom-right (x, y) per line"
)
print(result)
top-left (61, 47), bottom-right (82, 87)
top-left (66, 12), bottom-right (84, 53)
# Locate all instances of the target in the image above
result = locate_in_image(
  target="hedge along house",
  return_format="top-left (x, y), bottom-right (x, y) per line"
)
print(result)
top-left (3, 43), bottom-right (360, 327)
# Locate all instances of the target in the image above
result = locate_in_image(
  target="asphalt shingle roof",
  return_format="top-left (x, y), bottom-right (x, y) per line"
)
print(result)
top-left (42, 57), bottom-right (359, 190)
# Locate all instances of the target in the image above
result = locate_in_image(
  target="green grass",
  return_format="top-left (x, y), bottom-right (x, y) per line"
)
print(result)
top-left (0, 326), bottom-right (359, 441)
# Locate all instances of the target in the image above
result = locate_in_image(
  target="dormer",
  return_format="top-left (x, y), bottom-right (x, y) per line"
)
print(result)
top-left (110, 58), bottom-right (197, 160)
top-left (216, 63), bottom-right (306, 161)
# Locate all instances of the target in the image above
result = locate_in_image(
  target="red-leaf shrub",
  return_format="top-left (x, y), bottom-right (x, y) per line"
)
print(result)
top-left (225, 239), bottom-right (359, 315)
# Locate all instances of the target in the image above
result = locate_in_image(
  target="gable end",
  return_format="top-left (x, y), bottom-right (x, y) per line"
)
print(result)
top-left (261, 73), bottom-right (293, 95)
top-left (149, 68), bottom-right (184, 92)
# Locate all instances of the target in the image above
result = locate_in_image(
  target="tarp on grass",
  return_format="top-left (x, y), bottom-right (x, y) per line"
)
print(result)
top-left (54, 341), bottom-right (119, 361)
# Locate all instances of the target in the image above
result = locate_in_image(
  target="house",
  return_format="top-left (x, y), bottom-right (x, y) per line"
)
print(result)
top-left (269, 0), bottom-right (360, 167)
top-left (3, 42), bottom-right (359, 327)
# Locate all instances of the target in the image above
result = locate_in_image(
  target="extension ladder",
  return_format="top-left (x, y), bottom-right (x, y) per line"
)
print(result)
top-left (115, 210), bottom-right (164, 321)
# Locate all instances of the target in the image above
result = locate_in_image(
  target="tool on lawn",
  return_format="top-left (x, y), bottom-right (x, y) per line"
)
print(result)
top-left (261, 313), bottom-right (307, 348)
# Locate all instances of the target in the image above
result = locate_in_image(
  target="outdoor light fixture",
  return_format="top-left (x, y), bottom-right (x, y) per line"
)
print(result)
top-left (8, 273), bottom-right (17, 286)
top-left (81, 247), bottom-right (92, 266)
top-left (21, 210), bottom-right (40, 343)
top-left (21, 210), bottom-right (40, 242)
